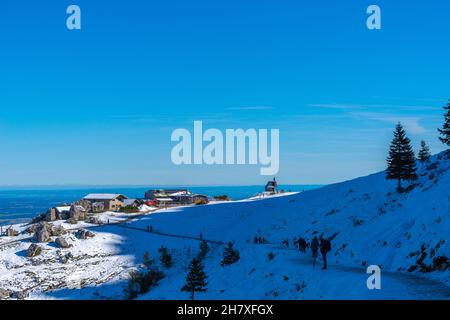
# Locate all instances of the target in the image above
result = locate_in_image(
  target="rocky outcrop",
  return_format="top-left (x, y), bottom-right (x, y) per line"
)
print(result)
top-left (0, 288), bottom-right (11, 300)
top-left (67, 218), bottom-right (78, 225)
top-left (87, 216), bottom-right (101, 224)
top-left (70, 205), bottom-right (87, 221)
top-left (55, 237), bottom-right (71, 249)
top-left (74, 200), bottom-right (92, 213)
top-left (51, 225), bottom-right (66, 237)
top-left (76, 229), bottom-right (95, 240)
top-left (91, 202), bottom-right (105, 213)
top-left (56, 210), bottom-right (69, 220)
top-left (24, 224), bottom-right (38, 235)
top-left (33, 222), bottom-right (51, 243)
top-left (45, 208), bottom-right (57, 222)
top-left (12, 291), bottom-right (28, 300)
top-left (58, 251), bottom-right (74, 264)
top-left (27, 244), bottom-right (42, 257)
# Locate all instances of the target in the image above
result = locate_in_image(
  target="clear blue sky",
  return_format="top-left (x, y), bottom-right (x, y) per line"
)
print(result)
top-left (0, 0), bottom-right (449, 186)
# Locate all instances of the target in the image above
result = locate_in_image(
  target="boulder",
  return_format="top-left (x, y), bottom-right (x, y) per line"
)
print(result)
top-left (67, 218), bottom-right (78, 225)
top-left (0, 288), bottom-right (11, 300)
top-left (27, 244), bottom-right (42, 257)
top-left (70, 205), bottom-right (87, 221)
top-left (87, 216), bottom-right (101, 224)
top-left (13, 291), bottom-right (28, 300)
top-left (55, 237), bottom-right (71, 249)
top-left (76, 229), bottom-right (95, 240)
top-left (74, 199), bottom-right (92, 213)
top-left (6, 228), bottom-right (19, 237)
top-left (51, 225), bottom-right (66, 237)
top-left (33, 222), bottom-right (51, 243)
top-left (24, 224), bottom-right (38, 235)
top-left (45, 208), bottom-right (57, 222)
top-left (91, 202), bottom-right (105, 213)
top-left (57, 210), bottom-right (69, 220)
top-left (59, 251), bottom-right (74, 264)
top-left (85, 230), bottom-right (95, 238)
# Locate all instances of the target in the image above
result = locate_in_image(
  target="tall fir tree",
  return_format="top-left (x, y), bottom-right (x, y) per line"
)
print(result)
top-left (386, 123), bottom-right (418, 191)
top-left (438, 100), bottom-right (450, 146)
top-left (181, 258), bottom-right (208, 300)
top-left (418, 140), bottom-right (431, 165)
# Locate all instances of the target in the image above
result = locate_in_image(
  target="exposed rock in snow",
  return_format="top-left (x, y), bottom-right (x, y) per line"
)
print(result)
top-left (86, 216), bottom-right (101, 224)
top-left (0, 288), bottom-right (11, 299)
top-left (6, 228), bottom-right (19, 237)
top-left (33, 222), bottom-right (51, 243)
top-left (76, 229), bottom-right (95, 240)
top-left (67, 218), bottom-right (78, 225)
top-left (74, 200), bottom-right (92, 213)
top-left (46, 208), bottom-right (57, 222)
top-left (27, 244), bottom-right (42, 257)
top-left (70, 205), bottom-right (87, 221)
top-left (51, 225), bottom-right (66, 237)
top-left (55, 237), bottom-right (71, 249)
top-left (24, 224), bottom-right (38, 235)
top-left (12, 291), bottom-right (28, 300)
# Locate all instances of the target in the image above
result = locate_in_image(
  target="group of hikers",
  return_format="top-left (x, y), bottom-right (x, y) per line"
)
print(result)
top-left (293, 235), bottom-right (332, 270)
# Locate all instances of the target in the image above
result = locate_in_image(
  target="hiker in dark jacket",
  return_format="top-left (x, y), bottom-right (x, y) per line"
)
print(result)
top-left (319, 236), bottom-right (331, 270)
top-left (310, 236), bottom-right (319, 266)
top-left (299, 238), bottom-right (307, 253)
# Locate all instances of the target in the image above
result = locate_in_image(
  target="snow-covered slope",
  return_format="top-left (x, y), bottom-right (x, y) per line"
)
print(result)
top-left (1, 151), bottom-right (449, 299)
top-left (132, 150), bottom-right (450, 278)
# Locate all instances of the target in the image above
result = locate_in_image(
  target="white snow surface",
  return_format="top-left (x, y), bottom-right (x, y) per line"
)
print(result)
top-left (1, 151), bottom-right (449, 300)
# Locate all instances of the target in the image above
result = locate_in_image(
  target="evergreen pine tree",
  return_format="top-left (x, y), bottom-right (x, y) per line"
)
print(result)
top-left (198, 240), bottom-right (209, 260)
top-left (181, 258), bottom-right (208, 300)
top-left (159, 246), bottom-right (173, 268)
top-left (418, 140), bottom-right (431, 165)
top-left (386, 123), bottom-right (418, 191)
top-left (220, 242), bottom-right (240, 266)
top-left (438, 100), bottom-right (450, 146)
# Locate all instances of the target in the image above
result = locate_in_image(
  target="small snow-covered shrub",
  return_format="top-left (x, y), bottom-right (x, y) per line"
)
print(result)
top-left (221, 242), bottom-right (240, 266)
